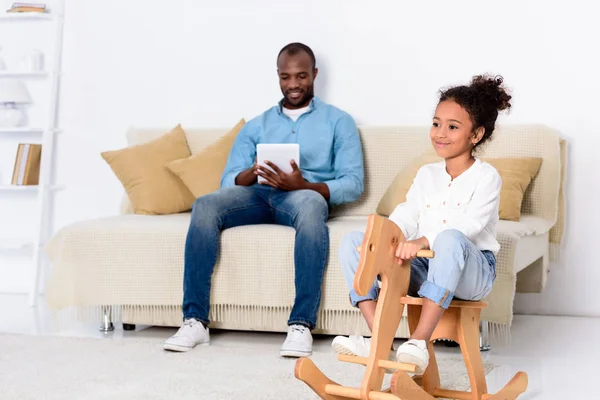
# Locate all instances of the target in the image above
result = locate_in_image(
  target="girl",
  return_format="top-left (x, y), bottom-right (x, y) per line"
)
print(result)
top-left (332, 74), bottom-right (511, 375)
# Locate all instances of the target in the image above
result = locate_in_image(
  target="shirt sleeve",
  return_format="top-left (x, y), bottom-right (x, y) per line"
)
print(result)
top-left (323, 114), bottom-right (365, 205)
top-left (444, 169), bottom-right (502, 241)
top-left (388, 175), bottom-right (422, 241)
top-left (220, 122), bottom-right (259, 188)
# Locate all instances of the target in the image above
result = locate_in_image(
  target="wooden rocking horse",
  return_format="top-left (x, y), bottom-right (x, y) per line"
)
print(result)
top-left (295, 214), bottom-right (528, 400)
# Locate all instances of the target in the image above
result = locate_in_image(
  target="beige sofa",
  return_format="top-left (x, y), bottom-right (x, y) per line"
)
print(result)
top-left (44, 124), bottom-right (566, 344)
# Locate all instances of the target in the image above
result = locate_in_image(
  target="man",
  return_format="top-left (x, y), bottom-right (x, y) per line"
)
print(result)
top-left (163, 42), bottom-right (364, 357)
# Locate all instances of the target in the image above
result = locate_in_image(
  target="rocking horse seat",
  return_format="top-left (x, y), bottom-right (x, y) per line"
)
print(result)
top-left (400, 296), bottom-right (488, 309)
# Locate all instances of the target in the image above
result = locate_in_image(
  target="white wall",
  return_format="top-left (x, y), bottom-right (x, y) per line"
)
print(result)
top-left (1, 0), bottom-right (598, 317)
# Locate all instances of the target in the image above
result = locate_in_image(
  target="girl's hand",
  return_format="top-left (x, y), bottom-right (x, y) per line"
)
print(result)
top-left (395, 237), bottom-right (430, 263)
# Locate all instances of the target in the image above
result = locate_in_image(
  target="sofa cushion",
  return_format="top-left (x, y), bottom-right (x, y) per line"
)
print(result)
top-left (166, 119), bottom-right (245, 198)
top-left (485, 158), bottom-right (543, 221)
top-left (44, 213), bottom-right (371, 312)
top-left (376, 151), bottom-right (441, 216)
top-left (44, 210), bottom-right (550, 315)
top-left (101, 124), bottom-right (196, 215)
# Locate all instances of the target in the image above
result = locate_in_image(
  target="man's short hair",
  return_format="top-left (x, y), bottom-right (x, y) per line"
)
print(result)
top-left (277, 42), bottom-right (316, 69)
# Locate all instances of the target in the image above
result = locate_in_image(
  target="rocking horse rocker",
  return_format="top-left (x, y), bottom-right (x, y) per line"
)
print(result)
top-left (295, 214), bottom-right (528, 400)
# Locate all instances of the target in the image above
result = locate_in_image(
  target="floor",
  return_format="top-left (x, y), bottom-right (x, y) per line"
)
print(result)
top-left (1, 293), bottom-right (597, 399)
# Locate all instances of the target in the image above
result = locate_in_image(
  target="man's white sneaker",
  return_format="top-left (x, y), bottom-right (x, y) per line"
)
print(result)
top-left (332, 335), bottom-right (396, 373)
top-left (163, 318), bottom-right (210, 352)
top-left (396, 339), bottom-right (429, 375)
top-left (280, 325), bottom-right (313, 357)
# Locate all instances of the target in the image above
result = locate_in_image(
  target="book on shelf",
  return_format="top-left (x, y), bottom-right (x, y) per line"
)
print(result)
top-left (6, 2), bottom-right (47, 13)
top-left (11, 2), bottom-right (46, 6)
top-left (11, 143), bottom-right (41, 185)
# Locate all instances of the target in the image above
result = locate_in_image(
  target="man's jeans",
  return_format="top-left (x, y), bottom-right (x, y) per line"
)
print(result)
top-left (182, 184), bottom-right (329, 330)
top-left (339, 229), bottom-right (496, 309)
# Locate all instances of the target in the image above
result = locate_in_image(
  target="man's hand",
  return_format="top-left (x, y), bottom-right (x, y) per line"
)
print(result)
top-left (257, 160), bottom-right (307, 191)
top-left (395, 237), bottom-right (430, 263)
top-left (234, 157), bottom-right (259, 186)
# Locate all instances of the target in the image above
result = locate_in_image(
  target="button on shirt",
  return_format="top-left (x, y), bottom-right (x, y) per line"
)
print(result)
top-left (220, 96), bottom-right (365, 205)
top-left (389, 159), bottom-right (502, 255)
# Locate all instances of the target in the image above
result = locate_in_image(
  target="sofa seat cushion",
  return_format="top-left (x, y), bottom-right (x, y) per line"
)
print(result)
top-left (44, 213), bottom-right (371, 312)
top-left (497, 214), bottom-right (554, 237)
top-left (44, 212), bottom-right (551, 313)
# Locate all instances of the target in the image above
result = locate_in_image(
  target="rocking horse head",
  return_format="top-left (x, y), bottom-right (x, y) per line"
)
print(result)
top-left (354, 214), bottom-right (405, 296)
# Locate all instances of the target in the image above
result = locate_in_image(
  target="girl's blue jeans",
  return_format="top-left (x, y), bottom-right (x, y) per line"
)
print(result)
top-left (339, 229), bottom-right (496, 309)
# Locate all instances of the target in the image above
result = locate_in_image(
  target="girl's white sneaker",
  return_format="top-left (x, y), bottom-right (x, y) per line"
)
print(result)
top-left (395, 339), bottom-right (429, 375)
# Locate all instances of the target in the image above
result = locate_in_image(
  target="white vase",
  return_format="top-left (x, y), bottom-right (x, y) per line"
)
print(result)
top-left (21, 50), bottom-right (44, 72)
top-left (0, 47), bottom-right (6, 70)
top-left (0, 104), bottom-right (24, 127)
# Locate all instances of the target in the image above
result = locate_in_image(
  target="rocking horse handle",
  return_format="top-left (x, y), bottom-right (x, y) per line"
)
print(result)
top-left (357, 246), bottom-right (434, 259)
top-left (354, 214), bottom-right (435, 296)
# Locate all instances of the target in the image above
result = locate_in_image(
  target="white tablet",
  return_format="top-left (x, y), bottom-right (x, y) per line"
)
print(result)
top-left (256, 143), bottom-right (300, 183)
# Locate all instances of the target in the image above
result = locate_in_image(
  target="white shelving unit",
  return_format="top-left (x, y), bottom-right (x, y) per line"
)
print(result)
top-left (0, 71), bottom-right (48, 77)
top-left (0, 127), bottom-right (44, 133)
top-left (0, 127), bottom-right (62, 134)
top-left (0, 2), bottom-right (65, 306)
top-left (0, 184), bottom-right (64, 191)
top-left (0, 237), bottom-right (33, 251)
top-left (0, 12), bottom-right (54, 21)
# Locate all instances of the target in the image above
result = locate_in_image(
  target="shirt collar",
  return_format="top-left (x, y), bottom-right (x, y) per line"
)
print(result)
top-left (442, 157), bottom-right (482, 181)
top-left (276, 96), bottom-right (320, 115)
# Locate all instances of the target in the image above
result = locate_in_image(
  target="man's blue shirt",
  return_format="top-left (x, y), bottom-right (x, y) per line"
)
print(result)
top-left (220, 96), bottom-right (364, 206)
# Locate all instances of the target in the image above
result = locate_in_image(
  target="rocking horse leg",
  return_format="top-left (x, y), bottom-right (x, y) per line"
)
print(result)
top-left (294, 358), bottom-right (348, 400)
top-left (457, 308), bottom-right (488, 399)
top-left (407, 304), bottom-right (441, 394)
top-left (390, 371), bottom-right (436, 400)
top-left (360, 267), bottom-right (409, 398)
top-left (481, 372), bottom-right (528, 400)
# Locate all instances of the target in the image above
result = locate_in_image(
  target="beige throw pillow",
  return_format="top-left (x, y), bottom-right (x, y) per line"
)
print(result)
top-left (376, 151), bottom-right (542, 222)
top-left (166, 119), bottom-right (246, 198)
top-left (376, 151), bottom-right (442, 216)
top-left (101, 124), bottom-right (196, 215)
top-left (483, 157), bottom-right (543, 221)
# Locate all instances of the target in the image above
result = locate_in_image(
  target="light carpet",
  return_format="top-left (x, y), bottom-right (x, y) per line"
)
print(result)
top-left (0, 333), bottom-right (496, 399)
